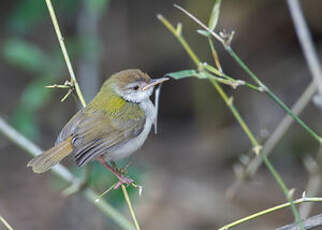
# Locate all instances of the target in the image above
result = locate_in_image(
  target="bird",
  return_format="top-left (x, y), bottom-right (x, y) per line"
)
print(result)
top-left (27, 69), bottom-right (168, 188)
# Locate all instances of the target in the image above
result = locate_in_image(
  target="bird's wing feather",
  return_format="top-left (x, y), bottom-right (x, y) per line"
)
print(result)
top-left (55, 109), bottom-right (85, 145)
top-left (69, 108), bottom-right (145, 166)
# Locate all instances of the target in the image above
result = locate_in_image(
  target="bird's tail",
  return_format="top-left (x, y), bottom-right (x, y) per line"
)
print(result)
top-left (27, 136), bottom-right (73, 173)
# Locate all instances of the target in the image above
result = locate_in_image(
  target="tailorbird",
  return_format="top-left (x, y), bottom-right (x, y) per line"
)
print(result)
top-left (27, 69), bottom-right (168, 188)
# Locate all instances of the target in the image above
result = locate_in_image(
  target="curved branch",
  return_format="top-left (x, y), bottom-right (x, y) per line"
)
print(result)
top-left (0, 117), bottom-right (134, 230)
top-left (276, 213), bottom-right (322, 230)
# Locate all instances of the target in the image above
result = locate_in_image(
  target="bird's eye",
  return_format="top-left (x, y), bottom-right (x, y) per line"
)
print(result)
top-left (133, 85), bottom-right (139, 90)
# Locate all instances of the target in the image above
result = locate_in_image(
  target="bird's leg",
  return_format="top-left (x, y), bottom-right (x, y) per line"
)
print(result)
top-left (97, 156), bottom-right (133, 189)
top-left (110, 161), bottom-right (121, 173)
top-left (111, 160), bottom-right (132, 175)
top-left (120, 161), bottom-right (132, 175)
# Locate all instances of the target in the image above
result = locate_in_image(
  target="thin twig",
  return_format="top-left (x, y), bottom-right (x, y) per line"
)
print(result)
top-left (300, 154), bottom-right (322, 218)
top-left (174, 4), bottom-right (322, 144)
top-left (44, 0), bottom-right (140, 225)
top-left (227, 81), bottom-right (317, 197)
top-left (218, 197), bottom-right (322, 230)
top-left (158, 14), bottom-right (302, 226)
top-left (122, 185), bottom-right (141, 230)
top-left (0, 215), bottom-right (14, 230)
top-left (44, 0), bottom-right (86, 107)
top-left (276, 213), bottom-right (322, 230)
top-left (0, 117), bottom-right (134, 230)
top-left (287, 0), bottom-right (322, 95)
top-left (173, 4), bottom-right (225, 45)
top-left (203, 63), bottom-right (263, 92)
top-left (287, 0), bottom-right (322, 219)
top-left (228, 0), bottom-right (322, 200)
top-left (231, 47), bottom-right (322, 144)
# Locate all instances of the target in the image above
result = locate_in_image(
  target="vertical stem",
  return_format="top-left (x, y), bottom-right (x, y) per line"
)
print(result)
top-left (44, 0), bottom-right (86, 107)
top-left (227, 47), bottom-right (321, 144)
top-left (43, 0), bottom-right (140, 228)
top-left (0, 216), bottom-right (14, 230)
top-left (287, 0), bottom-right (322, 95)
top-left (210, 79), bottom-right (302, 226)
top-left (122, 185), bottom-right (141, 230)
top-left (174, 5), bottom-right (322, 144)
top-left (209, 78), bottom-right (258, 147)
top-left (158, 15), bottom-right (302, 226)
top-left (208, 37), bottom-right (222, 72)
top-left (288, 0), bottom-right (322, 219)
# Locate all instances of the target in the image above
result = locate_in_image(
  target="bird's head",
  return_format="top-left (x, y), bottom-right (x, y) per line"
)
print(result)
top-left (107, 69), bottom-right (168, 103)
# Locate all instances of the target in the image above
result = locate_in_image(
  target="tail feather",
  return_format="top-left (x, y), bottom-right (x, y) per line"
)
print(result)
top-left (27, 136), bottom-right (73, 173)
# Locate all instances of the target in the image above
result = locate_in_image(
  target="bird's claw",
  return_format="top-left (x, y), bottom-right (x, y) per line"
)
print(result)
top-left (114, 176), bottom-right (134, 190)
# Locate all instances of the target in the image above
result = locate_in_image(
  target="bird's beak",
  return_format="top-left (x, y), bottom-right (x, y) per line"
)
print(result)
top-left (142, 77), bottom-right (169, 91)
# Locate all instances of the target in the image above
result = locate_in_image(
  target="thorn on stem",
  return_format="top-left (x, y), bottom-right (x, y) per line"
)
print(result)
top-left (219, 30), bottom-right (235, 48)
top-left (252, 145), bottom-right (262, 155)
top-left (231, 80), bottom-right (245, 89)
top-left (176, 23), bottom-right (182, 35)
top-left (132, 183), bottom-right (144, 196)
top-left (61, 89), bottom-right (73, 102)
top-left (227, 96), bottom-right (234, 106)
top-left (288, 188), bottom-right (295, 200)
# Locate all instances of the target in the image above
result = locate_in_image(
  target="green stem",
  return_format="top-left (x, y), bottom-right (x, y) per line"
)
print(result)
top-left (227, 47), bottom-right (322, 143)
top-left (218, 197), bottom-right (322, 230)
top-left (0, 216), bottom-right (14, 230)
top-left (174, 4), bottom-right (321, 145)
top-left (158, 14), bottom-right (302, 228)
top-left (44, 0), bottom-right (140, 228)
top-left (44, 0), bottom-right (86, 107)
top-left (157, 14), bottom-right (200, 66)
top-left (209, 78), bottom-right (302, 226)
top-left (208, 37), bottom-right (223, 71)
top-left (122, 185), bottom-right (141, 230)
top-left (203, 63), bottom-right (262, 92)
top-left (208, 78), bottom-right (258, 147)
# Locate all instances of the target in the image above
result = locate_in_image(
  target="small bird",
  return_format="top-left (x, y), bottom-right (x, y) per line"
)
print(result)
top-left (28, 69), bottom-right (168, 188)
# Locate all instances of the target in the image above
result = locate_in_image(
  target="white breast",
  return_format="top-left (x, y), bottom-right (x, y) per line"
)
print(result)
top-left (106, 99), bottom-right (156, 161)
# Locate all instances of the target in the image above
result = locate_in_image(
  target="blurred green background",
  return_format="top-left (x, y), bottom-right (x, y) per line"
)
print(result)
top-left (1, 0), bottom-right (322, 229)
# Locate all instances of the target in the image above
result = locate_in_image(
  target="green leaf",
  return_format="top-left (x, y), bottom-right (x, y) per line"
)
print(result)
top-left (7, 0), bottom-right (47, 33)
top-left (11, 109), bottom-right (39, 140)
top-left (208, 0), bottom-right (222, 31)
top-left (11, 76), bottom-right (54, 140)
top-left (3, 39), bottom-right (51, 73)
top-left (196, 72), bottom-right (208, 79)
top-left (7, 0), bottom-right (80, 33)
top-left (166, 70), bottom-right (198, 80)
top-left (197, 29), bottom-right (211, 37)
top-left (21, 77), bottom-right (53, 110)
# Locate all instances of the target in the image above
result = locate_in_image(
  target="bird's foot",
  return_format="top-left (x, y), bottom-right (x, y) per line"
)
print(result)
top-left (97, 157), bottom-right (134, 190)
top-left (114, 175), bottom-right (134, 190)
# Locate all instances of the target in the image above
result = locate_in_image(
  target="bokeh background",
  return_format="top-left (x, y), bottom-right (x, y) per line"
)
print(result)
top-left (1, 0), bottom-right (322, 229)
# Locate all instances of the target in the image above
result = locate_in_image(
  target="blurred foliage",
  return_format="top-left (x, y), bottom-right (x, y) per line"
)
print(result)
top-left (7, 0), bottom-right (80, 33)
top-left (2, 0), bottom-right (81, 139)
top-left (87, 0), bottom-right (111, 14)
top-left (2, 38), bottom-right (59, 139)
top-left (3, 39), bottom-right (52, 72)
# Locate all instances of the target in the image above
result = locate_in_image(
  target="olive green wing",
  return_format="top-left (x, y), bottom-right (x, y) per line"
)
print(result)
top-left (71, 109), bottom-right (145, 166)
top-left (55, 108), bottom-right (85, 145)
